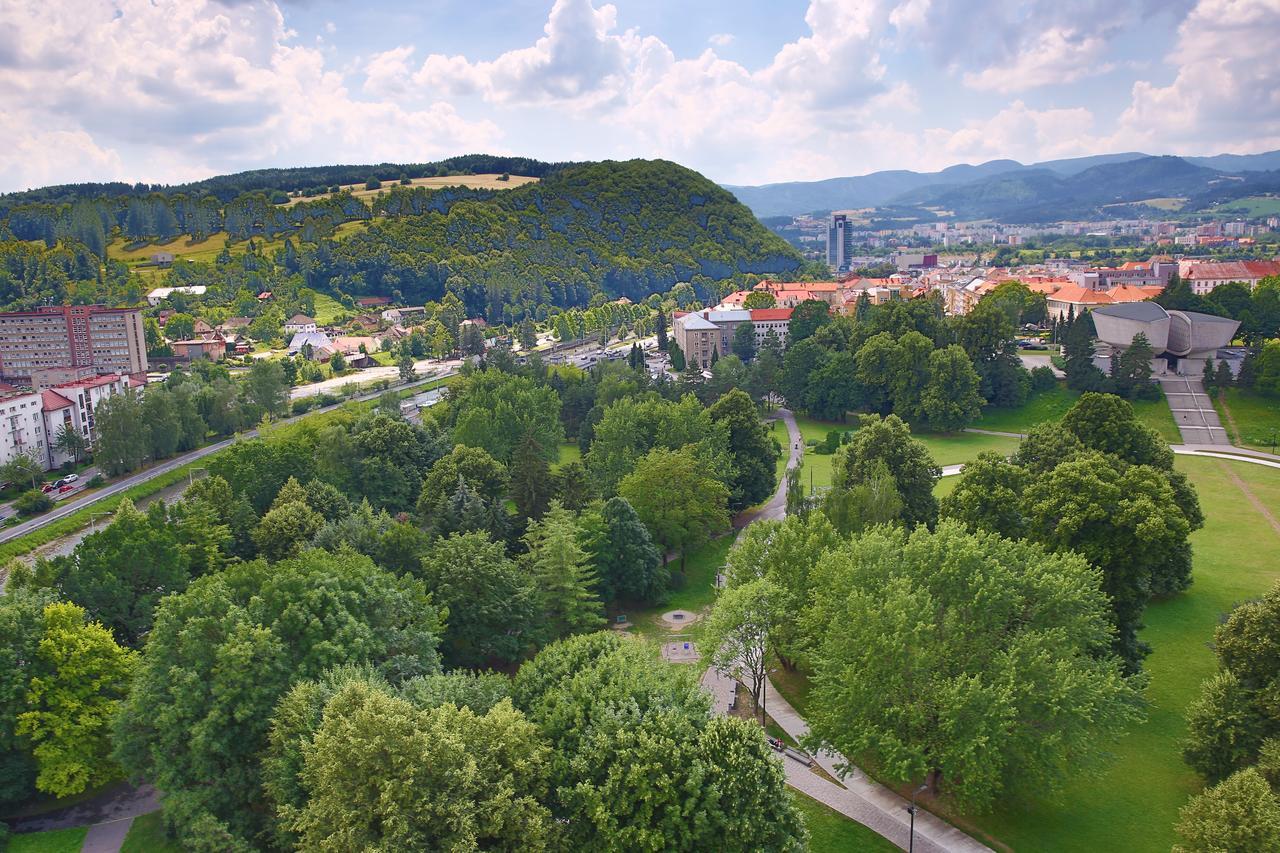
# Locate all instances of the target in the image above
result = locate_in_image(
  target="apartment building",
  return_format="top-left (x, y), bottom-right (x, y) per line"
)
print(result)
top-left (0, 305), bottom-right (147, 383)
top-left (41, 374), bottom-right (129, 469)
top-left (672, 308), bottom-right (793, 368)
top-left (0, 386), bottom-right (47, 471)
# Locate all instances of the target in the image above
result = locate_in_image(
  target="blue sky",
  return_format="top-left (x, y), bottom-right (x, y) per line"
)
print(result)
top-left (1, 0), bottom-right (1277, 191)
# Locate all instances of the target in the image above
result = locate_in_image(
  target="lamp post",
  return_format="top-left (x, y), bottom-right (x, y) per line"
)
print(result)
top-left (907, 783), bottom-right (928, 853)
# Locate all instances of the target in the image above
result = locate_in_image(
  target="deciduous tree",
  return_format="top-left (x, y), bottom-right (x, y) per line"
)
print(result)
top-left (804, 522), bottom-right (1144, 811)
top-left (17, 602), bottom-right (136, 797)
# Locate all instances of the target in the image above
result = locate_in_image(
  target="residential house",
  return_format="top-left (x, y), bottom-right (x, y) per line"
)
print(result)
top-left (171, 339), bottom-right (225, 361)
top-left (288, 330), bottom-right (335, 360)
top-left (284, 314), bottom-right (317, 335)
top-left (40, 374), bottom-right (129, 469)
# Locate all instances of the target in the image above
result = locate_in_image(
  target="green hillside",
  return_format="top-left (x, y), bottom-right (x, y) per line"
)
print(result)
top-left (0, 159), bottom-right (806, 318)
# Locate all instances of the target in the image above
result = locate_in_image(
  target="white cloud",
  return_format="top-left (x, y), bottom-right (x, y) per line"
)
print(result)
top-left (962, 28), bottom-right (1114, 93)
top-left (1117, 0), bottom-right (1280, 153)
top-left (892, 0), bottom-right (1180, 93)
top-left (922, 101), bottom-right (1101, 167)
top-left (708, 33), bottom-right (734, 47)
top-left (0, 0), bottom-right (499, 189)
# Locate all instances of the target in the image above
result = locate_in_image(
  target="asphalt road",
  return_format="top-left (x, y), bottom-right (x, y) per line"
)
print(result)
top-left (0, 366), bottom-right (459, 547)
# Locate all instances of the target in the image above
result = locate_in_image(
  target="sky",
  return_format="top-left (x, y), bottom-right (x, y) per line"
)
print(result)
top-left (1, 0), bottom-right (1279, 192)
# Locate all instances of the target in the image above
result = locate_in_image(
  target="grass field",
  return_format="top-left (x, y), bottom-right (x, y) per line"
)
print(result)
top-left (974, 386), bottom-right (1077, 434)
top-left (121, 812), bottom-right (181, 853)
top-left (107, 231), bottom-right (289, 265)
top-left (772, 455), bottom-right (1280, 852)
top-left (7, 827), bottom-right (88, 853)
top-left (555, 441), bottom-right (581, 469)
top-left (1216, 195), bottom-right (1280, 218)
top-left (792, 791), bottom-right (901, 852)
top-left (976, 385), bottom-right (1182, 444)
top-left (791, 413), bottom-right (1021, 492)
top-left (283, 174), bottom-right (538, 207)
top-left (311, 292), bottom-right (346, 325)
top-left (1214, 388), bottom-right (1280, 452)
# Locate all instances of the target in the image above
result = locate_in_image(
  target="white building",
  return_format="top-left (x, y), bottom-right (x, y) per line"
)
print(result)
top-left (146, 286), bottom-right (208, 306)
top-left (284, 314), bottom-right (318, 335)
top-left (0, 388), bottom-right (47, 471)
top-left (41, 374), bottom-right (130, 469)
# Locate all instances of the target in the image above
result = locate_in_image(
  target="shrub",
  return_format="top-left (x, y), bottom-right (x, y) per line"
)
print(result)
top-left (291, 398), bottom-right (315, 416)
top-left (364, 178), bottom-right (382, 191)
top-left (1030, 365), bottom-right (1057, 393)
top-left (86, 474), bottom-right (106, 489)
top-left (316, 393), bottom-right (339, 407)
top-left (15, 489), bottom-right (53, 516)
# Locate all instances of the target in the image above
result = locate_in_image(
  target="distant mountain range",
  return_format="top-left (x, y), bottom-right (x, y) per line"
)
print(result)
top-left (724, 150), bottom-right (1280, 221)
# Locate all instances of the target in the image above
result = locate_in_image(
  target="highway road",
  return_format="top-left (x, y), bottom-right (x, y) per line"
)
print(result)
top-left (0, 365), bottom-right (460, 548)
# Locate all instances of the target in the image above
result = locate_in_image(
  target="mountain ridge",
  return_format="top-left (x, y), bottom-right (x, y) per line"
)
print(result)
top-left (724, 149), bottom-right (1280, 218)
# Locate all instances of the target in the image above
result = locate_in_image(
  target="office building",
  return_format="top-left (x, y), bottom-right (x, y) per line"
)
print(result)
top-left (827, 213), bottom-right (854, 271)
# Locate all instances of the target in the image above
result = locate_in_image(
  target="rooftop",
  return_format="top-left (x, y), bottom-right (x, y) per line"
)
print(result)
top-left (1093, 302), bottom-right (1168, 322)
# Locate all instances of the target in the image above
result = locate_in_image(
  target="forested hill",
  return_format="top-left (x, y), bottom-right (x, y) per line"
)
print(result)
top-left (0, 159), bottom-right (806, 320)
top-left (0, 154), bottom-right (570, 208)
top-left (326, 160), bottom-right (803, 311)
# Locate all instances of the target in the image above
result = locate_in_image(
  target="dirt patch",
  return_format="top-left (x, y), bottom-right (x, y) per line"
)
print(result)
top-left (660, 609), bottom-right (702, 629)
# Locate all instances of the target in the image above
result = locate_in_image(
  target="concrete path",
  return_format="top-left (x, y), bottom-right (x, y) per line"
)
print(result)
top-left (1159, 375), bottom-right (1231, 445)
top-left (7, 784), bottom-right (159, 835)
top-left (81, 817), bottom-right (133, 853)
top-left (704, 409), bottom-right (990, 852)
top-left (762, 679), bottom-right (992, 853)
top-left (1018, 353), bottom-right (1064, 378)
top-left (734, 408), bottom-right (802, 529)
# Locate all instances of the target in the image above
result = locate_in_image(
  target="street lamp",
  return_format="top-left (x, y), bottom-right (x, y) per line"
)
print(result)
top-left (907, 783), bottom-right (928, 853)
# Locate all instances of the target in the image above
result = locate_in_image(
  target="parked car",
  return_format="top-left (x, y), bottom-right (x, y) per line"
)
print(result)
top-left (59, 484), bottom-right (74, 494)
top-left (62, 473), bottom-right (79, 484)
top-left (41, 483), bottom-right (56, 493)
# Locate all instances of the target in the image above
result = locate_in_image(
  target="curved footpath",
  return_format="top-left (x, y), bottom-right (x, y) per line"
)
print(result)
top-left (706, 409), bottom-right (992, 853)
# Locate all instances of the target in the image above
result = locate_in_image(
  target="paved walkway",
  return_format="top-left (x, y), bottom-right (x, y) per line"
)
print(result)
top-left (7, 783), bottom-right (159, 841)
top-left (1160, 375), bottom-right (1231, 445)
top-left (81, 817), bottom-right (134, 853)
top-left (734, 408), bottom-right (802, 529)
top-left (762, 679), bottom-right (991, 853)
top-left (704, 409), bottom-right (990, 852)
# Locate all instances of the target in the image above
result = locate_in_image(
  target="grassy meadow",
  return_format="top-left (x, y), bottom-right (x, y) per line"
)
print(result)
top-left (1214, 388), bottom-right (1280, 452)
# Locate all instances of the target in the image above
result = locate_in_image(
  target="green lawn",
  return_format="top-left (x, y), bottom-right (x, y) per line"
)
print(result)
top-left (975, 384), bottom-right (1182, 445)
top-left (1130, 395), bottom-right (1182, 445)
top-left (121, 811), bottom-right (181, 853)
top-left (7, 827), bottom-right (88, 853)
top-left (625, 536), bottom-right (735, 640)
top-left (312, 292), bottom-right (346, 325)
top-left (791, 413), bottom-right (1019, 493)
top-left (770, 456), bottom-right (1280, 852)
top-left (975, 456), bottom-right (1280, 851)
top-left (1214, 388), bottom-right (1280, 452)
top-left (554, 441), bottom-right (581, 469)
top-left (974, 385), bottom-right (1076, 434)
top-left (792, 791), bottom-right (900, 853)
top-left (914, 433), bottom-right (1021, 467)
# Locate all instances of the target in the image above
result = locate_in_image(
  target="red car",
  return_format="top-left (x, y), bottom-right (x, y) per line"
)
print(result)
top-left (41, 483), bottom-right (55, 493)
top-left (59, 484), bottom-right (74, 494)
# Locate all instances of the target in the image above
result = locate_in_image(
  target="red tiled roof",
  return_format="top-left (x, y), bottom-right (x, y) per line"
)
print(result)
top-left (749, 308), bottom-right (793, 321)
top-left (41, 390), bottom-right (74, 411)
top-left (1185, 260), bottom-right (1280, 280)
top-left (1047, 284), bottom-right (1113, 305)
